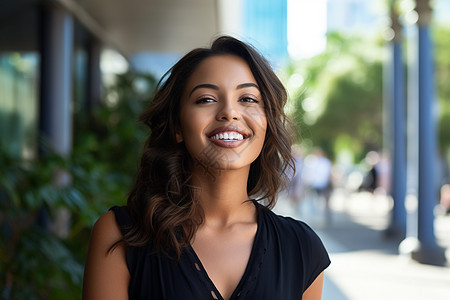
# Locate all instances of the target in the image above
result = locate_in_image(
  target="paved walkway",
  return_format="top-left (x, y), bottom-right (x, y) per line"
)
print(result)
top-left (274, 189), bottom-right (450, 300)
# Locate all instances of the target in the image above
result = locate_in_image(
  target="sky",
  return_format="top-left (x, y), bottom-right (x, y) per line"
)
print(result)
top-left (287, 0), bottom-right (328, 60)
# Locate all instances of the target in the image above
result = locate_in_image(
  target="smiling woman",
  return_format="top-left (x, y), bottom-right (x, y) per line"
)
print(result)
top-left (178, 54), bottom-right (267, 171)
top-left (82, 36), bottom-right (330, 300)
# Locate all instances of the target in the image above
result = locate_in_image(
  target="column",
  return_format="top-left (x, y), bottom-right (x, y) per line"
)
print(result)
top-left (385, 7), bottom-right (407, 239)
top-left (411, 0), bottom-right (446, 266)
top-left (87, 39), bottom-right (102, 113)
top-left (39, 4), bottom-right (74, 158)
top-left (38, 4), bottom-right (74, 235)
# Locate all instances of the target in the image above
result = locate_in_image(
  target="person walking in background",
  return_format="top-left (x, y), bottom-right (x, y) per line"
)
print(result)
top-left (358, 151), bottom-right (381, 194)
top-left (302, 148), bottom-right (333, 225)
top-left (82, 36), bottom-right (330, 300)
top-left (287, 144), bottom-right (306, 205)
top-left (303, 148), bottom-right (332, 200)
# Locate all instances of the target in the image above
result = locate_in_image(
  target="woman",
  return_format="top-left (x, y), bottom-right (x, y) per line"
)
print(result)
top-left (83, 36), bottom-right (330, 300)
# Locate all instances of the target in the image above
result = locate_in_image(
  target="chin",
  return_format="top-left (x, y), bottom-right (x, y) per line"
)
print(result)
top-left (216, 154), bottom-right (259, 171)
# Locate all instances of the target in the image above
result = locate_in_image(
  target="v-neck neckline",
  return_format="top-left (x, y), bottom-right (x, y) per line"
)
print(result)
top-left (187, 201), bottom-right (267, 300)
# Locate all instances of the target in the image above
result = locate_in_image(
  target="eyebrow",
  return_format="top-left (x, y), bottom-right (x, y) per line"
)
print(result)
top-left (189, 82), bottom-right (260, 97)
top-left (189, 84), bottom-right (219, 96)
top-left (236, 83), bottom-right (259, 90)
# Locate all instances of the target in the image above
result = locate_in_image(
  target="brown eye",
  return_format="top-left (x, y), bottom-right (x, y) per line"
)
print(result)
top-left (239, 97), bottom-right (259, 103)
top-left (195, 97), bottom-right (216, 104)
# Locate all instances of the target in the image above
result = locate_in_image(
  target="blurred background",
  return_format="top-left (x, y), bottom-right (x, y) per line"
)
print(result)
top-left (1, 0), bottom-right (450, 299)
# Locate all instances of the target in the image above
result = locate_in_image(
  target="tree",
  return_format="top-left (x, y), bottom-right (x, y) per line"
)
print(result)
top-left (284, 32), bottom-right (384, 161)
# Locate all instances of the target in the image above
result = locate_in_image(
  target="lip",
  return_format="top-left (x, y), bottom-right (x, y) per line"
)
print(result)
top-left (206, 126), bottom-right (250, 148)
top-left (208, 138), bottom-right (246, 148)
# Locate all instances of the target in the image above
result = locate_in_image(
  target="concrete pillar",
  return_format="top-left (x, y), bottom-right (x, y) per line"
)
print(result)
top-left (410, 0), bottom-right (446, 266)
top-left (400, 4), bottom-right (420, 258)
top-left (38, 4), bottom-right (74, 235)
top-left (39, 4), bottom-right (73, 157)
top-left (385, 8), bottom-right (407, 239)
top-left (86, 39), bottom-right (102, 113)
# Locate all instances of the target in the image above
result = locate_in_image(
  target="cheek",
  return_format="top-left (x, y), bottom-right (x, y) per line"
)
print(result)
top-left (179, 112), bottom-right (207, 155)
top-left (181, 115), bottom-right (203, 138)
top-left (245, 109), bottom-right (267, 159)
top-left (253, 111), bottom-right (267, 156)
top-left (246, 107), bottom-right (267, 138)
top-left (255, 119), bottom-right (267, 150)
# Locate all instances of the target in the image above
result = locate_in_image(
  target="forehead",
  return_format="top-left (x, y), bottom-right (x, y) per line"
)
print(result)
top-left (184, 54), bottom-right (257, 90)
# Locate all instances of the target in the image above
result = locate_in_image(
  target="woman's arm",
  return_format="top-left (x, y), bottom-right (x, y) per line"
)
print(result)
top-left (82, 211), bottom-right (130, 300)
top-left (302, 271), bottom-right (325, 300)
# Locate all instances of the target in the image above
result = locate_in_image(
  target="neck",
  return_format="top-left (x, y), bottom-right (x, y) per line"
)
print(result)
top-left (189, 165), bottom-right (255, 227)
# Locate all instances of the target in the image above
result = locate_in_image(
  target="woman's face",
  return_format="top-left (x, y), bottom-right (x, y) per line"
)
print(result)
top-left (178, 54), bottom-right (267, 174)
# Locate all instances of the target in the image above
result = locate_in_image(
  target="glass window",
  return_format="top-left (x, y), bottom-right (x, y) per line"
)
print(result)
top-left (0, 52), bottom-right (39, 158)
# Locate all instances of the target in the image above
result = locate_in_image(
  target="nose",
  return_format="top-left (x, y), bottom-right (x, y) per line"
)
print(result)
top-left (215, 99), bottom-right (240, 121)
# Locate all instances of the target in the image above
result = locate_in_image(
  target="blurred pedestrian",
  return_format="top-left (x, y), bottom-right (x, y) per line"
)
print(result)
top-left (83, 36), bottom-right (330, 300)
top-left (302, 148), bottom-right (333, 225)
top-left (440, 184), bottom-right (450, 214)
top-left (287, 144), bottom-right (305, 205)
top-left (303, 148), bottom-right (333, 201)
top-left (358, 151), bottom-right (381, 194)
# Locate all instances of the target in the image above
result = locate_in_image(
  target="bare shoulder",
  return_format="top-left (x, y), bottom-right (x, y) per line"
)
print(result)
top-left (302, 271), bottom-right (325, 300)
top-left (83, 210), bottom-right (130, 300)
top-left (91, 210), bottom-right (123, 246)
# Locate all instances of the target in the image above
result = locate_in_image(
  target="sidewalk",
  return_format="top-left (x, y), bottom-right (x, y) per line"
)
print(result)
top-left (274, 189), bottom-right (450, 300)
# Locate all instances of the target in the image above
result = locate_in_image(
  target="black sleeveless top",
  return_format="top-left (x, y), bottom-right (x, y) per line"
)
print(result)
top-left (110, 203), bottom-right (330, 300)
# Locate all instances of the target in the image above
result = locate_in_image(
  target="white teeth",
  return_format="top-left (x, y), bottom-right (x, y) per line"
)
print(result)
top-left (210, 131), bottom-right (244, 140)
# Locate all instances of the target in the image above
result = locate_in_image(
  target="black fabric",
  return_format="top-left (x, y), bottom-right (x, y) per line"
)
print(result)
top-left (110, 203), bottom-right (330, 300)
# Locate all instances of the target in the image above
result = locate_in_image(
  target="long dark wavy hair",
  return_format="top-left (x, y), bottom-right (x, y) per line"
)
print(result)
top-left (123, 36), bottom-right (295, 259)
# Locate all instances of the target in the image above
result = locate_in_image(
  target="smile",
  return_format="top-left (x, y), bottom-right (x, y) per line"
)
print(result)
top-left (206, 128), bottom-right (250, 148)
top-left (209, 131), bottom-right (244, 140)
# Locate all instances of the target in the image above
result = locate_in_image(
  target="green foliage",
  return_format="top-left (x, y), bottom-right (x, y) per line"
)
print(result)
top-left (285, 32), bottom-right (384, 161)
top-left (0, 144), bottom-right (86, 300)
top-left (285, 24), bottom-right (450, 163)
top-left (0, 71), bottom-right (156, 299)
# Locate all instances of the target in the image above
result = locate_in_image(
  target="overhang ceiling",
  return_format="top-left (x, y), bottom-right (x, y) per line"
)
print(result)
top-left (75, 0), bottom-right (220, 57)
top-left (0, 0), bottom-right (220, 58)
